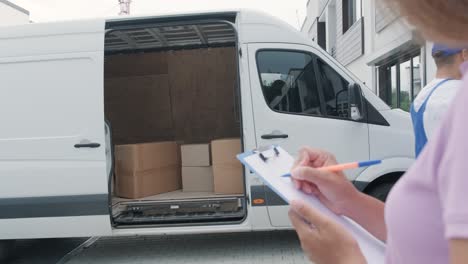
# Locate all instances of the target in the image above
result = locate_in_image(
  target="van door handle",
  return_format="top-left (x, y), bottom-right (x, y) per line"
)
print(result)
top-left (74, 143), bottom-right (101, 148)
top-left (261, 134), bottom-right (289, 140)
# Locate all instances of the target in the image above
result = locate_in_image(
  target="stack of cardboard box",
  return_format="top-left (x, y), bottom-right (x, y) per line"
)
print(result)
top-left (181, 144), bottom-right (214, 192)
top-left (212, 138), bottom-right (244, 195)
top-left (114, 138), bottom-right (244, 199)
top-left (114, 141), bottom-right (181, 199)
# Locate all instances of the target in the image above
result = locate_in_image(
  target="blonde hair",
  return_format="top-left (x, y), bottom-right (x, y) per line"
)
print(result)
top-left (386, 0), bottom-right (468, 44)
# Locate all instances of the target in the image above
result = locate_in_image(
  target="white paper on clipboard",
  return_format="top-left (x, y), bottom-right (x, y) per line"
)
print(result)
top-left (237, 146), bottom-right (385, 263)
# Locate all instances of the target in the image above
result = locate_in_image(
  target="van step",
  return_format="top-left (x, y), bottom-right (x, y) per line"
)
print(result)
top-left (113, 197), bottom-right (245, 225)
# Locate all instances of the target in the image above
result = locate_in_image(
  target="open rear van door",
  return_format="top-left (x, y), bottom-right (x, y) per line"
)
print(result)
top-left (0, 20), bottom-right (111, 239)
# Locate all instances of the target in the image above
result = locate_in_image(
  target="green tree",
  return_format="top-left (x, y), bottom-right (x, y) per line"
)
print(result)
top-left (391, 91), bottom-right (411, 112)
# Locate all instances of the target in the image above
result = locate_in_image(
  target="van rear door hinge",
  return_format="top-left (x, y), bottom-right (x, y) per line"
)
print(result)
top-left (239, 48), bottom-right (243, 57)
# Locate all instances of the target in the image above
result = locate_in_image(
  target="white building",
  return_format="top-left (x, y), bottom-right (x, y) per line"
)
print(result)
top-left (0, 0), bottom-right (30, 27)
top-left (302, 0), bottom-right (436, 112)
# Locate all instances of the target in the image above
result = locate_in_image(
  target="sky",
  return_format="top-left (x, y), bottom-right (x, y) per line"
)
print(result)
top-left (10, 0), bottom-right (308, 29)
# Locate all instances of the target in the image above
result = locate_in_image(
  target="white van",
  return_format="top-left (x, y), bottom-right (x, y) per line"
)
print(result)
top-left (0, 9), bottom-right (414, 252)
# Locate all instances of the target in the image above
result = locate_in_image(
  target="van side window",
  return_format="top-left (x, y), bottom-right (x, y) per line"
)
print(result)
top-left (317, 59), bottom-right (350, 118)
top-left (257, 50), bottom-right (321, 116)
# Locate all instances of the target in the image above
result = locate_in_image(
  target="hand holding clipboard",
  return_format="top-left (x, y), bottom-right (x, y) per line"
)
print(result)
top-left (237, 146), bottom-right (385, 263)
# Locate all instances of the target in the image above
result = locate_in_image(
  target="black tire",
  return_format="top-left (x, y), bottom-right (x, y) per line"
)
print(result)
top-left (0, 240), bottom-right (15, 262)
top-left (367, 182), bottom-right (394, 202)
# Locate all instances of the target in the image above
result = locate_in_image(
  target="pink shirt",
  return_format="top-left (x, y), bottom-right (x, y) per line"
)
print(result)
top-left (385, 62), bottom-right (468, 263)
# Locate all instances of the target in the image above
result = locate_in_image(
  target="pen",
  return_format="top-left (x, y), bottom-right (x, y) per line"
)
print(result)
top-left (281, 160), bottom-right (382, 177)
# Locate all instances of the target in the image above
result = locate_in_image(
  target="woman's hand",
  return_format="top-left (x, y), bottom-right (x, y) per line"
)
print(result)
top-left (291, 147), bottom-right (388, 242)
top-left (289, 200), bottom-right (366, 264)
top-left (291, 147), bottom-right (360, 216)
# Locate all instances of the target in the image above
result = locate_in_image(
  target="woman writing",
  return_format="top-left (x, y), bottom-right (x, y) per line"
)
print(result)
top-left (289, 1), bottom-right (468, 263)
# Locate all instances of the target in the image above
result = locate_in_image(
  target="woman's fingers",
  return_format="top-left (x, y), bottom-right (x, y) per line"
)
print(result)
top-left (293, 149), bottom-right (311, 169)
top-left (292, 179), bottom-right (302, 190)
top-left (290, 200), bottom-right (329, 229)
top-left (302, 182), bottom-right (313, 194)
top-left (290, 199), bottom-right (365, 264)
top-left (292, 166), bottom-right (331, 186)
top-left (292, 155), bottom-right (305, 169)
top-left (292, 180), bottom-right (321, 196)
top-left (288, 209), bottom-right (316, 238)
top-left (299, 147), bottom-right (335, 167)
top-left (306, 182), bottom-right (321, 196)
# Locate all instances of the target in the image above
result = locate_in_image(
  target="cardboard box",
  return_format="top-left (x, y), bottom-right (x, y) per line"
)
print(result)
top-left (211, 138), bottom-right (241, 165)
top-left (182, 167), bottom-right (214, 192)
top-left (114, 141), bottom-right (181, 199)
top-left (211, 138), bottom-right (243, 194)
top-left (213, 164), bottom-right (244, 195)
top-left (115, 166), bottom-right (181, 199)
top-left (181, 144), bottom-right (211, 167)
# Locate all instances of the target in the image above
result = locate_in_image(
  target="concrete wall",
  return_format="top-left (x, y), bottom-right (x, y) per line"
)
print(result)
top-left (0, 0), bottom-right (29, 27)
top-left (302, 0), bottom-right (319, 39)
top-left (303, 0), bottom-right (368, 83)
top-left (335, 0), bottom-right (372, 88)
top-left (335, 0), bottom-right (365, 67)
top-left (325, 4), bottom-right (337, 52)
top-left (306, 0), bottom-right (320, 23)
top-left (302, 0), bottom-right (433, 96)
top-left (375, 0), bottom-right (398, 33)
top-left (318, 0), bottom-right (328, 13)
top-left (372, 18), bottom-right (414, 58)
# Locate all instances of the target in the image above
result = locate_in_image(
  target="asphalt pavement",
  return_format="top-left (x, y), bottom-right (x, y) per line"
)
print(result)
top-left (64, 231), bottom-right (309, 264)
top-left (2, 231), bottom-right (311, 264)
top-left (5, 238), bottom-right (87, 264)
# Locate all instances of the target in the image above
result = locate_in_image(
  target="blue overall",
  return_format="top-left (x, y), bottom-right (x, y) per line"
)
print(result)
top-left (410, 79), bottom-right (452, 157)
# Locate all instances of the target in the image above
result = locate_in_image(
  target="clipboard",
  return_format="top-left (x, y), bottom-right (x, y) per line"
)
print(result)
top-left (237, 146), bottom-right (385, 263)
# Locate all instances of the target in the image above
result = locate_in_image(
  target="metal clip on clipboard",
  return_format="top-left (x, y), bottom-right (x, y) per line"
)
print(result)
top-left (253, 146), bottom-right (280, 163)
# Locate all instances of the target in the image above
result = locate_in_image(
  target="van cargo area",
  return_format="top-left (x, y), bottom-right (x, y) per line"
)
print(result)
top-left (104, 18), bottom-right (246, 226)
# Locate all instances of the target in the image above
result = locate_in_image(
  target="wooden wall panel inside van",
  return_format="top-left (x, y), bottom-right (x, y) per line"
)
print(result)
top-left (105, 47), bottom-right (240, 145)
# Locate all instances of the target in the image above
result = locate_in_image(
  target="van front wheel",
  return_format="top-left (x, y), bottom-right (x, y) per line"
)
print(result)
top-left (0, 240), bottom-right (15, 262)
top-left (367, 182), bottom-right (394, 202)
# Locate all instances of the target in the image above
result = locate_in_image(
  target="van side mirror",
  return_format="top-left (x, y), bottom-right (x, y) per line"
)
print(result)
top-left (348, 83), bottom-right (365, 121)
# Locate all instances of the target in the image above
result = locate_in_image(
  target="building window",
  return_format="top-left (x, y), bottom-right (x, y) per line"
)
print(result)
top-left (412, 56), bottom-right (422, 97)
top-left (317, 19), bottom-right (327, 50)
top-left (343, 0), bottom-right (362, 33)
top-left (378, 52), bottom-right (421, 112)
top-left (390, 65), bottom-right (398, 109)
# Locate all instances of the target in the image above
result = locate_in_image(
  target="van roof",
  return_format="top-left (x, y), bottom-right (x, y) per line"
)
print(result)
top-left (0, 9), bottom-right (311, 45)
top-left (237, 9), bottom-right (311, 45)
top-left (104, 9), bottom-right (312, 52)
top-left (0, 9), bottom-right (314, 57)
